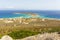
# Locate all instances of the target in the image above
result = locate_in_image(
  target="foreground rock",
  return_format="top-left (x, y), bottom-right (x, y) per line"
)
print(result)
top-left (21, 32), bottom-right (60, 40)
top-left (0, 35), bottom-right (13, 40)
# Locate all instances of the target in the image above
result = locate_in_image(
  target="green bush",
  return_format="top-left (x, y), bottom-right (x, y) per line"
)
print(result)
top-left (8, 30), bottom-right (40, 39)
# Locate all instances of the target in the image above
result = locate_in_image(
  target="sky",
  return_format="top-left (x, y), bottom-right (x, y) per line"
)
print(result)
top-left (0, 0), bottom-right (60, 10)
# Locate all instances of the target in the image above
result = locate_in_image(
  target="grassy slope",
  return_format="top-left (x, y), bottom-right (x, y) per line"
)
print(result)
top-left (0, 26), bottom-right (59, 39)
top-left (0, 18), bottom-right (60, 39)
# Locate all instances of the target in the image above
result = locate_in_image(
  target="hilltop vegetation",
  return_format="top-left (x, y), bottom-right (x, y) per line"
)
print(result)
top-left (0, 18), bottom-right (60, 39)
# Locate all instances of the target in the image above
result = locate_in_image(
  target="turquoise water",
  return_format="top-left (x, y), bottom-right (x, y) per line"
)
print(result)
top-left (0, 10), bottom-right (60, 19)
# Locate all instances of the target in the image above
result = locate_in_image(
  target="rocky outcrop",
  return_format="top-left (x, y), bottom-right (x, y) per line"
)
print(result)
top-left (21, 32), bottom-right (60, 40)
top-left (0, 35), bottom-right (13, 40)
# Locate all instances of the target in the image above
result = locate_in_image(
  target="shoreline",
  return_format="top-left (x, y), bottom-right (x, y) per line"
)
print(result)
top-left (0, 17), bottom-right (60, 21)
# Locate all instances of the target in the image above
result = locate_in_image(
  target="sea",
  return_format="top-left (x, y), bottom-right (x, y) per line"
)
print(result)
top-left (0, 10), bottom-right (60, 19)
